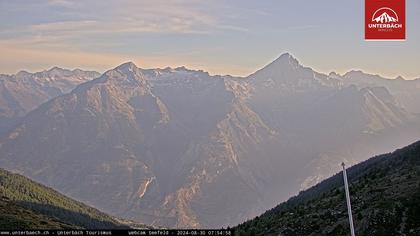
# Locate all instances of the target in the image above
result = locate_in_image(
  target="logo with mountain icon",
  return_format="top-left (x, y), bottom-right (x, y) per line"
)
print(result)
top-left (372, 8), bottom-right (398, 23)
top-left (365, 0), bottom-right (405, 40)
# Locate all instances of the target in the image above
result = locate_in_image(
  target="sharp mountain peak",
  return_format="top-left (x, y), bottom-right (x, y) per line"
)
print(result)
top-left (271, 53), bottom-right (300, 66)
top-left (258, 52), bottom-right (302, 72)
top-left (115, 61), bottom-right (139, 70)
top-left (275, 52), bottom-right (296, 60)
top-left (110, 61), bottom-right (143, 76)
top-left (98, 61), bottom-right (148, 85)
top-left (247, 52), bottom-right (308, 79)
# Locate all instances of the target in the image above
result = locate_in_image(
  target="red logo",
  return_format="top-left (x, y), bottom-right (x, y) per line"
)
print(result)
top-left (365, 0), bottom-right (405, 40)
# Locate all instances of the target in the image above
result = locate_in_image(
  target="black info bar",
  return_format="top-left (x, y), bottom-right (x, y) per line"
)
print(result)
top-left (0, 230), bottom-right (234, 236)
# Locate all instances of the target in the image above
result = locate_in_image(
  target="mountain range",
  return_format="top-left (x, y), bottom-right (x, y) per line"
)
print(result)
top-left (0, 68), bottom-right (100, 136)
top-left (0, 53), bottom-right (419, 228)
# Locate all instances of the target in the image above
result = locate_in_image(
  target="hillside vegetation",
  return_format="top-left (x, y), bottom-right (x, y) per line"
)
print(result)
top-left (0, 168), bottom-right (128, 229)
top-left (235, 140), bottom-right (420, 235)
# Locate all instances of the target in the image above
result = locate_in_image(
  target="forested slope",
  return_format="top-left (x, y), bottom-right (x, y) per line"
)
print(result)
top-left (235, 140), bottom-right (420, 235)
top-left (0, 168), bottom-right (129, 229)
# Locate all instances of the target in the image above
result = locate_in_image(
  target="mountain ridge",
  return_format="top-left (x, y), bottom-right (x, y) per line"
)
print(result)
top-left (1, 54), bottom-right (419, 228)
top-left (0, 68), bottom-right (100, 136)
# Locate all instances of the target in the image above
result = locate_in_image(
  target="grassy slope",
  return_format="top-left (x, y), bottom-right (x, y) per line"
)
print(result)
top-left (0, 168), bottom-right (129, 230)
top-left (235, 140), bottom-right (420, 236)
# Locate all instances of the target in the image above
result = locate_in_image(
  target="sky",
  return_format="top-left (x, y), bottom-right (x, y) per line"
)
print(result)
top-left (0, 0), bottom-right (419, 79)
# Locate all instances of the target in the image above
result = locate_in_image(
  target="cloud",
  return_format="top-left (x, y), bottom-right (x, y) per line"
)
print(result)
top-left (30, 20), bottom-right (97, 32)
top-left (48, 0), bottom-right (74, 6)
top-left (36, 0), bottom-right (241, 34)
top-left (1, 0), bottom-right (249, 50)
top-left (0, 0), bottom-right (252, 59)
top-left (0, 0), bottom-right (252, 75)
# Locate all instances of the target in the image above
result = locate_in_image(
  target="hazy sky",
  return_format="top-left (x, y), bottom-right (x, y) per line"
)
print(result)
top-left (1, 0), bottom-right (419, 79)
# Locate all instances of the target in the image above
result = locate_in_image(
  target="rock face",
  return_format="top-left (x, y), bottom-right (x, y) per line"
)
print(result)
top-left (0, 67), bottom-right (100, 135)
top-left (1, 55), bottom-right (419, 228)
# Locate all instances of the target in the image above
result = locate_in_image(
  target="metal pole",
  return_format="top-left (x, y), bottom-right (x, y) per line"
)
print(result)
top-left (342, 162), bottom-right (356, 236)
